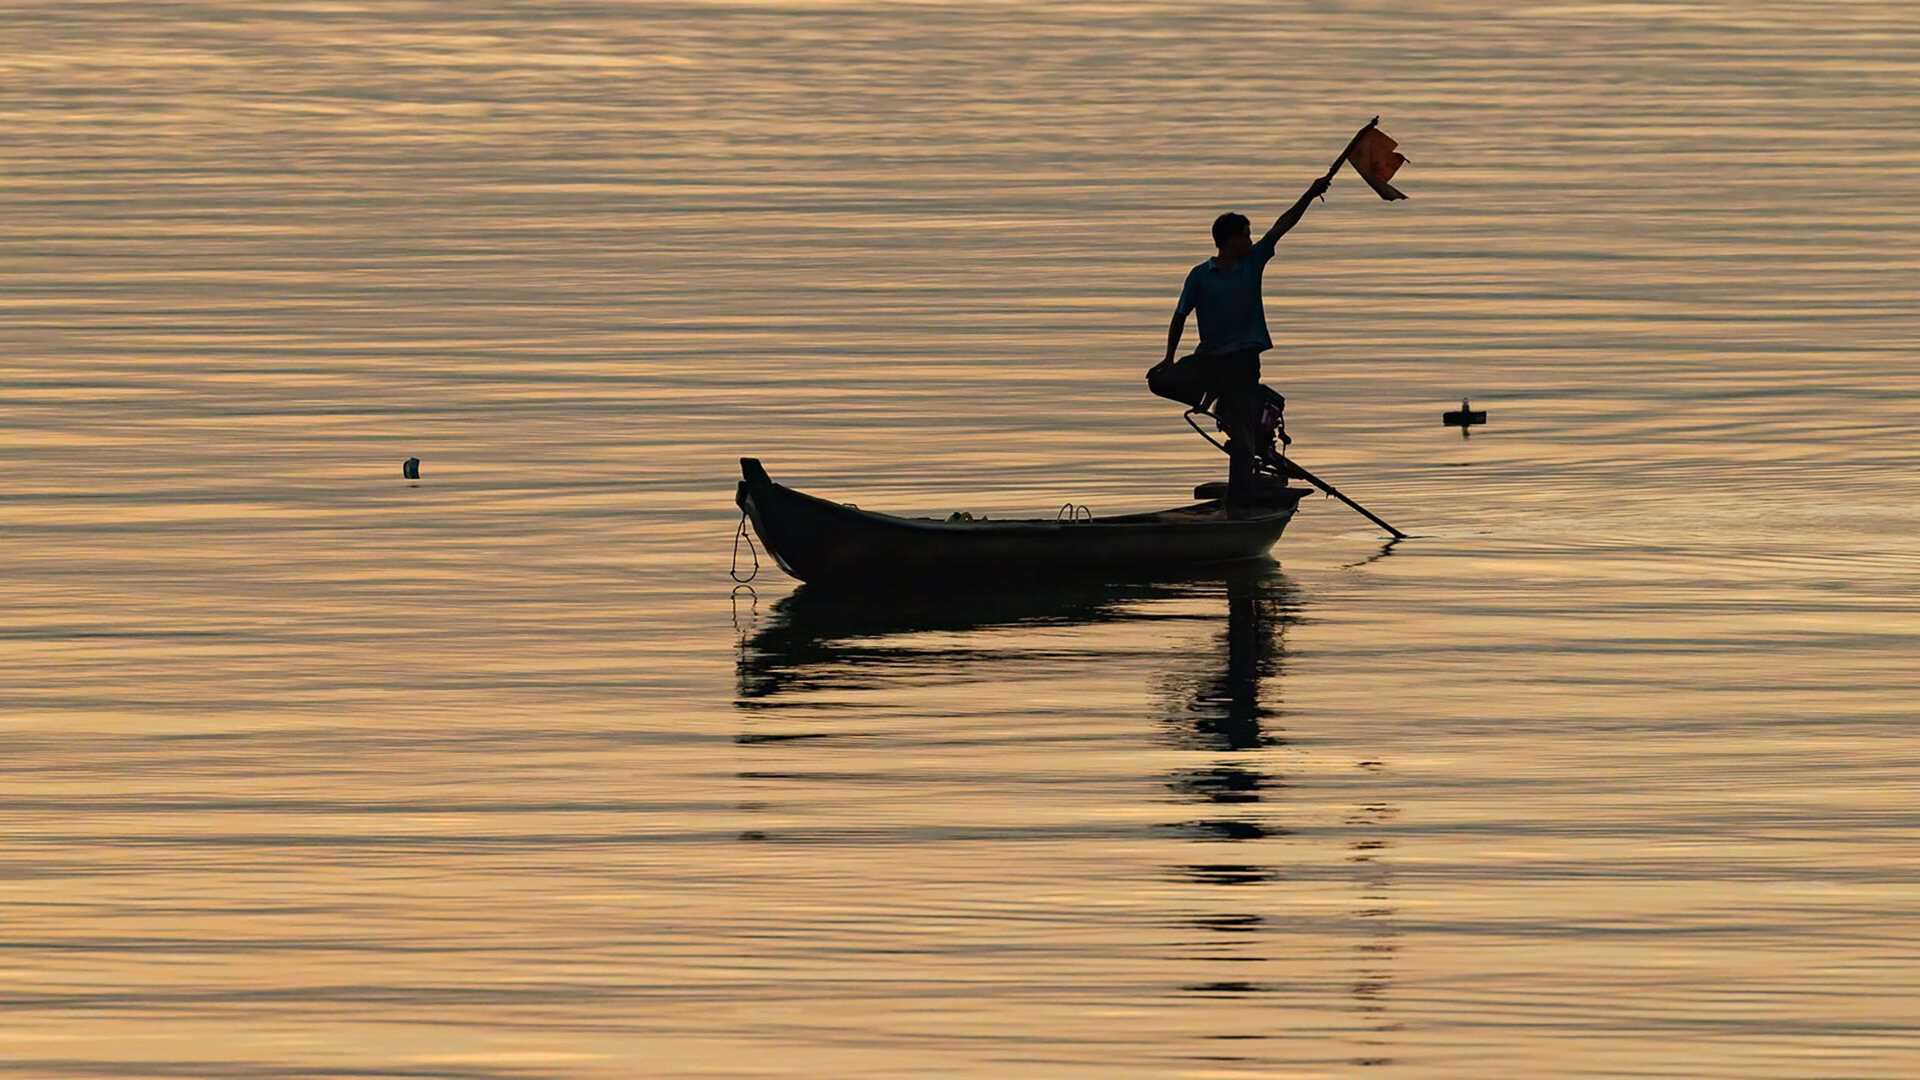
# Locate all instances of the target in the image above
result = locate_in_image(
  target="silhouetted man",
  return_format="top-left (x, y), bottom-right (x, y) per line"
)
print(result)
top-left (1163, 175), bottom-right (1331, 506)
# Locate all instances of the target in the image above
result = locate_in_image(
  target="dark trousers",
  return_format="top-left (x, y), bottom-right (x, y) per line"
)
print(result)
top-left (1208, 350), bottom-right (1263, 505)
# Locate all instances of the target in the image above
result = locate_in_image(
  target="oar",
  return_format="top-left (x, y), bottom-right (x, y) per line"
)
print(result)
top-left (1184, 408), bottom-right (1409, 539)
top-left (1317, 115), bottom-right (1380, 196)
top-left (1278, 455), bottom-right (1409, 540)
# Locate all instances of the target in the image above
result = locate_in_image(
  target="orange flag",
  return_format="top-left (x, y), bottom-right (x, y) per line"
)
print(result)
top-left (1348, 127), bottom-right (1408, 201)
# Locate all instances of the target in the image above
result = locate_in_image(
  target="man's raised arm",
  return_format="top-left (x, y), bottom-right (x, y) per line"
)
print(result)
top-left (1258, 175), bottom-right (1333, 249)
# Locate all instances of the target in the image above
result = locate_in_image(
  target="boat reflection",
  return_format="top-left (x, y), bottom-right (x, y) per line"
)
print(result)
top-left (735, 563), bottom-right (1294, 704)
top-left (730, 563), bottom-right (1395, 1064)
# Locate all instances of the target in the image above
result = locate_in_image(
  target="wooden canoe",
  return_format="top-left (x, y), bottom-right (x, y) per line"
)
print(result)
top-left (734, 458), bottom-right (1306, 585)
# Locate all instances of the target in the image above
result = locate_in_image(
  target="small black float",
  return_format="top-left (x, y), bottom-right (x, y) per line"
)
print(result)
top-left (1442, 398), bottom-right (1487, 437)
top-left (402, 457), bottom-right (421, 479)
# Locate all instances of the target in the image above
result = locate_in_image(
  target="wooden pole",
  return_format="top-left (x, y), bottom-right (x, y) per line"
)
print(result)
top-left (1294, 115), bottom-right (1407, 538)
top-left (1184, 409), bottom-right (1410, 539)
top-left (1280, 455), bottom-right (1409, 540)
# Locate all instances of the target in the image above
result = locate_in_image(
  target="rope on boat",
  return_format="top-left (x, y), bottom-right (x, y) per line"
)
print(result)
top-left (1183, 407), bottom-right (1230, 455)
top-left (1056, 502), bottom-right (1092, 523)
top-left (730, 510), bottom-right (759, 583)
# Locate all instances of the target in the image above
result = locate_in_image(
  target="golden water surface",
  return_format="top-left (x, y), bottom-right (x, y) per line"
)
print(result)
top-left (2, 2), bottom-right (1918, 1076)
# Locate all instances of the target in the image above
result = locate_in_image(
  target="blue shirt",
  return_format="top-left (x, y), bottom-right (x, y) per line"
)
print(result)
top-left (1174, 236), bottom-right (1275, 355)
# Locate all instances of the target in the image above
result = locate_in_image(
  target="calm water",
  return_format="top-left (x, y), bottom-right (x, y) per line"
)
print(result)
top-left (4, 2), bottom-right (1919, 1076)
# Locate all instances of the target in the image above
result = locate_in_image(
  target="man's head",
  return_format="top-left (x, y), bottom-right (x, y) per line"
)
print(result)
top-left (1211, 212), bottom-right (1252, 258)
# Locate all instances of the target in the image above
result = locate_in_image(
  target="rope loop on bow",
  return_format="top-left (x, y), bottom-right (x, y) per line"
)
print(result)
top-left (729, 511), bottom-right (759, 583)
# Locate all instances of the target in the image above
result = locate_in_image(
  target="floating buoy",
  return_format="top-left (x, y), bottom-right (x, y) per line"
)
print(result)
top-left (402, 457), bottom-right (421, 479)
top-left (1442, 398), bottom-right (1487, 437)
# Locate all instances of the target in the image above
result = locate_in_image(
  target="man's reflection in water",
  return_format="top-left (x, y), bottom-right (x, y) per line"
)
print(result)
top-left (1160, 567), bottom-right (1290, 855)
top-left (1157, 568), bottom-right (1397, 1068)
top-left (1163, 568), bottom-right (1292, 1015)
top-left (732, 563), bottom-right (1395, 1064)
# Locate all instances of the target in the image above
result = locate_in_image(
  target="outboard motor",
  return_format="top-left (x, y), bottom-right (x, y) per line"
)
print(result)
top-left (1253, 385), bottom-right (1290, 458)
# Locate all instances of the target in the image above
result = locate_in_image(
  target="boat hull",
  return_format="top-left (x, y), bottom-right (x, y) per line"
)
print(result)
top-left (734, 458), bottom-right (1302, 586)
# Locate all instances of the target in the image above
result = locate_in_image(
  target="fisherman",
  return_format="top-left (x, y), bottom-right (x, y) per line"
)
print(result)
top-left (1160, 174), bottom-right (1331, 506)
